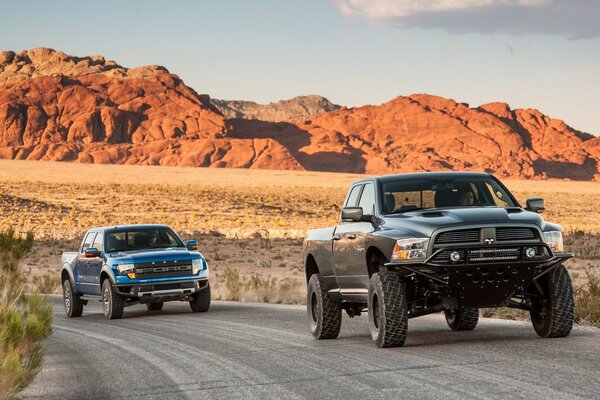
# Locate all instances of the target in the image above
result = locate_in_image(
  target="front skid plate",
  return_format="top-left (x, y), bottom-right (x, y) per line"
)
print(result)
top-left (448, 264), bottom-right (536, 307)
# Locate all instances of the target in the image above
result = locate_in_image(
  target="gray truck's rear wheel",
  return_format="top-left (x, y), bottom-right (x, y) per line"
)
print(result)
top-left (102, 279), bottom-right (124, 319)
top-left (445, 307), bottom-right (479, 331)
top-left (530, 265), bottom-right (574, 338)
top-left (190, 285), bottom-right (211, 312)
top-left (146, 302), bottom-right (164, 311)
top-left (307, 273), bottom-right (341, 339)
top-left (63, 279), bottom-right (83, 318)
top-left (368, 271), bottom-right (408, 348)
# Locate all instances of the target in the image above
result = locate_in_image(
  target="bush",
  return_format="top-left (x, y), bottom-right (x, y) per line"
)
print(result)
top-left (0, 229), bottom-right (53, 399)
top-left (575, 271), bottom-right (600, 328)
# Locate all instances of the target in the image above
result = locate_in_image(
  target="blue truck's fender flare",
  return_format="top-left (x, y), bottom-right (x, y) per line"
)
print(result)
top-left (100, 265), bottom-right (117, 285)
top-left (61, 263), bottom-right (76, 287)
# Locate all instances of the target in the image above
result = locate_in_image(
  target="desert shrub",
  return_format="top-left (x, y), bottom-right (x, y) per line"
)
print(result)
top-left (32, 274), bottom-right (61, 294)
top-left (0, 229), bottom-right (53, 399)
top-left (575, 271), bottom-right (600, 328)
top-left (223, 268), bottom-right (243, 301)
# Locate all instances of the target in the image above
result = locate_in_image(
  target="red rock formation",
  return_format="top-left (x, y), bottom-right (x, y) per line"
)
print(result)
top-left (0, 49), bottom-right (598, 179)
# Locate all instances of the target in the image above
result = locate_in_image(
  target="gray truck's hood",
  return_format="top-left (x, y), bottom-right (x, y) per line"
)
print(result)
top-left (381, 207), bottom-right (545, 238)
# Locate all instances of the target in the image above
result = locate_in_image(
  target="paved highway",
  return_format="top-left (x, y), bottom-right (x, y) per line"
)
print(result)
top-left (21, 296), bottom-right (600, 399)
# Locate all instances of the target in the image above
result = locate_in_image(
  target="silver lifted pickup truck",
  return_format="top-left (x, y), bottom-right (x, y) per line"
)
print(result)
top-left (303, 172), bottom-right (574, 347)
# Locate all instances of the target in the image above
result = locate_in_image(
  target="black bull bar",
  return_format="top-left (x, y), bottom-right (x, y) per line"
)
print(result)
top-left (385, 244), bottom-right (573, 307)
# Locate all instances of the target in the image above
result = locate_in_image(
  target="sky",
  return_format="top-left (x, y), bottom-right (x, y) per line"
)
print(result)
top-left (1, 0), bottom-right (599, 135)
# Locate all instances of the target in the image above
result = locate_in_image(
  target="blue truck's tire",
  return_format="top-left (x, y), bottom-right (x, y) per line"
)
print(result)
top-left (444, 307), bottom-right (479, 331)
top-left (102, 279), bottom-right (124, 319)
top-left (307, 273), bottom-right (341, 339)
top-left (368, 271), bottom-right (408, 348)
top-left (530, 265), bottom-right (574, 338)
top-left (146, 302), bottom-right (164, 311)
top-left (63, 279), bottom-right (83, 318)
top-left (190, 285), bottom-right (211, 312)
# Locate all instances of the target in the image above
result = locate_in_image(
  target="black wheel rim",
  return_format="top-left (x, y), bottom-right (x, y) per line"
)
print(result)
top-left (310, 292), bottom-right (318, 323)
top-left (372, 293), bottom-right (380, 329)
top-left (447, 310), bottom-right (456, 324)
top-left (63, 282), bottom-right (71, 313)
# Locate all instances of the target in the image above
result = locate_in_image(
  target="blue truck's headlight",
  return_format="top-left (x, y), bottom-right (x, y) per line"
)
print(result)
top-left (117, 264), bottom-right (135, 279)
top-left (391, 238), bottom-right (430, 261)
top-left (192, 259), bottom-right (203, 274)
top-left (543, 231), bottom-right (563, 254)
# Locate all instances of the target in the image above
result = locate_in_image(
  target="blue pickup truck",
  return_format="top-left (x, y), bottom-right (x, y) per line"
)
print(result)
top-left (61, 224), bottom-right (210, 319)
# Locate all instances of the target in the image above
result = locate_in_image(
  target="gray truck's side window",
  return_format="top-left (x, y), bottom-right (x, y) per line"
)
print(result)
top-left (358, 182), bottom-right (375, 215)
top-left (345, 185), bottom-right (363, 207)
top-left (81, 232), bottom-right (95, 252)
top-left (92, 232), bottom-right (104, 252)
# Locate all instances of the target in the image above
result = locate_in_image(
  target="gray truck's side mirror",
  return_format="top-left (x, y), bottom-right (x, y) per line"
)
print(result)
top-left (341, 207), bottom-right (363, 222)
top-left (84, 247), bottom-right (101, 258)
top-left (525, 198), bottom-right (545, 213)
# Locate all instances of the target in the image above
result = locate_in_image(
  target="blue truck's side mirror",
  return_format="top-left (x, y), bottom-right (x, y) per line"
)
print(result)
top-left (84, 247), bottom-right (101, 258)
top-left (186, 240), bottom-right (198, 251)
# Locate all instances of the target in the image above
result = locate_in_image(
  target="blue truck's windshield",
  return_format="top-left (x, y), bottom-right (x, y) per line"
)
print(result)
top-left (105, 228), bottom-right (185, 253)
top-left (382, 177), bottom-right (518, 214)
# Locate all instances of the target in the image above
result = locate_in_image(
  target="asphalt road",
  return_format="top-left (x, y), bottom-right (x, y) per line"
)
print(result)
top-left (21, 296), bottom-right (600, 400)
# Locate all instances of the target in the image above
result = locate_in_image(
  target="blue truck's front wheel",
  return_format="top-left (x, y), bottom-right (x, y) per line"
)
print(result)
top-left (190, 285), bottom-right (211, 312)
top-left (102, 280), bottom-right (124, 319)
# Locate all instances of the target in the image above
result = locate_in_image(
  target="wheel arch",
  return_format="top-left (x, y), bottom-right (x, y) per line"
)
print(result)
top-left (366, 246), bottom-right (388, 278)
top-left (305, 253), bottom-right (320, 283)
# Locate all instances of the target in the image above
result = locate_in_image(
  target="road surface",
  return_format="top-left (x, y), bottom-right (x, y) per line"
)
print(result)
top-left (21, 296), bottom-right (600, 399)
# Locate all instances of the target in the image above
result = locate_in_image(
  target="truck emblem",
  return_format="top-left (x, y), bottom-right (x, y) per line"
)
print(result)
top-left (484, 238), bottom-right (495, 245)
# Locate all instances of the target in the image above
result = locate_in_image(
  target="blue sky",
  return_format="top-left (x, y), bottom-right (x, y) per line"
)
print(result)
top-left (2, 0), bottom-right (599, 135)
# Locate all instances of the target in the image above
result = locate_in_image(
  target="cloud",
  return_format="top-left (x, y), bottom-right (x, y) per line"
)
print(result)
top-left (333, 0), bottom-right (600, 39)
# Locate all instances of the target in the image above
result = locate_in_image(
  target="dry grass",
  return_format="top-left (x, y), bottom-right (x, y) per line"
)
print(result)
top-left (1, 160), bottom-right (599, 316)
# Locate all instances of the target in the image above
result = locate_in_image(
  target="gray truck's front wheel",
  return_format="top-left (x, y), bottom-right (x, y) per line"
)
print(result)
top-left (368, 271), bottom-right (408, 348)
top-left (445, 307), bottom-right (479, 331)
top-left (190, 285), bottom-right (211, 312)
top-left (530, 265), bottom-right (574, 338)
top-left (63, 279), bottom-right (83, 318)
top-left (307, 273), bottom-right (341, 339)
top-left (102, 279), bottom-right (124, 319)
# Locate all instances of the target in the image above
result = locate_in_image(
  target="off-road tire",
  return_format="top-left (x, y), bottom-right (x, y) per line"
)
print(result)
top-left (190, 285), bottom-right (211, 312)
top-left (102, 279), bottom-right (124, 319)
top-left (307, 273), bottom-right (341, 339)
top-left (368, 271), bottom-right (408, 348)
top-left (445, 307), bottom-right (479, 331)
top-left (63, 279), bottom-right (83, 318)
top-left (530, 265), bottom-right (574, 338)
top-left (146, 302), bottom-right (164, 311)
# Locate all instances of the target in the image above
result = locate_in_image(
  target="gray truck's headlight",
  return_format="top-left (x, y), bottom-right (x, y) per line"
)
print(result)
top-left (192, 259), bottom-right (203, 274)
top-left (391, 238), bottom-right (429, 261)
top-left (543, 231), bottom-right (563, 253)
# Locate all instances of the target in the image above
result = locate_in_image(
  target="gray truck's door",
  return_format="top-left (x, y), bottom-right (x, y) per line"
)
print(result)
top-left (333, 182), bottom-right (376, 289)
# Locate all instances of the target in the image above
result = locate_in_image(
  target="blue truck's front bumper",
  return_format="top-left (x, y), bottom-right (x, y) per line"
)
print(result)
top-left (114, 277), bottom-right (209, 300)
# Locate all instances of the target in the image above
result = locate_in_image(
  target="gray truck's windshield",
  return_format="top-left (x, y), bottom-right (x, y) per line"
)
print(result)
top-left (382, 177), bottom-right (517, 214)
top-left (105, 228), bottom-right (185, 253)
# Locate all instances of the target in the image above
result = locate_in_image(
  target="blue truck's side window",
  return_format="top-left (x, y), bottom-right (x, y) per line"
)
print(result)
top-left (81, 232), bottom-right (94, 252)
top-left (92, 232), bottom-right (104, 252)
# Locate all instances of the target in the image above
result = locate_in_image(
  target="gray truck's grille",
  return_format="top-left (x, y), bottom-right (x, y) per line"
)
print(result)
top-left (435, 229), bottom-right (480, 244)
top-left (496, 227), bottom-right (536, 241)
top-left (135, 261), bottom-right (192, 279)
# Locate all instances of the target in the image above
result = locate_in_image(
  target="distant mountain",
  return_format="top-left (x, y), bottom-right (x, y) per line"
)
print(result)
top-left (212, 95), bottom-right (340, 122)
top-left (0, 48), bottom-right (598, 180)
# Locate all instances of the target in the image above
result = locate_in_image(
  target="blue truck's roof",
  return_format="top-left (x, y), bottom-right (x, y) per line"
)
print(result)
top-left (87, 224), bottom-right (172, 233)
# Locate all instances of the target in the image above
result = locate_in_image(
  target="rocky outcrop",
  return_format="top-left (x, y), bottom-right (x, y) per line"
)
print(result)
top-left (0, 49), bottom-right (598, 179)
top-left (212, 95), bottom-right (340, 122)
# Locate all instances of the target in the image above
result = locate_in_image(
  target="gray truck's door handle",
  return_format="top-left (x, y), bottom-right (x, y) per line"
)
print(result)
top-left (347, 234), bottom-right (357, 240)
top-left (332, 234), bottom-right (341, 241)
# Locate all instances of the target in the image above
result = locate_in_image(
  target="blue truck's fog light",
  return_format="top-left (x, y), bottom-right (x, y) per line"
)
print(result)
top-left (450, 251), bottom-right (462, 262)
top-left (525, 247), bottom-right (537, 259)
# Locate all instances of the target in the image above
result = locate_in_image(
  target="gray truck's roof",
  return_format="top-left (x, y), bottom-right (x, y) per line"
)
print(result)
top-left (353, 171), bottom-right (492, 185)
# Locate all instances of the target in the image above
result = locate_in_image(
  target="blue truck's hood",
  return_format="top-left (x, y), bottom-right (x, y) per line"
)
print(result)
top-left (381, 207), bottom-right (546, 238)
top-left (106, 248), bottom-right (203, 265)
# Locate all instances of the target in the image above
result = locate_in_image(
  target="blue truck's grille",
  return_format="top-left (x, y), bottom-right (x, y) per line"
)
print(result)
top-left (135, 261), bottom-right (192, 279)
